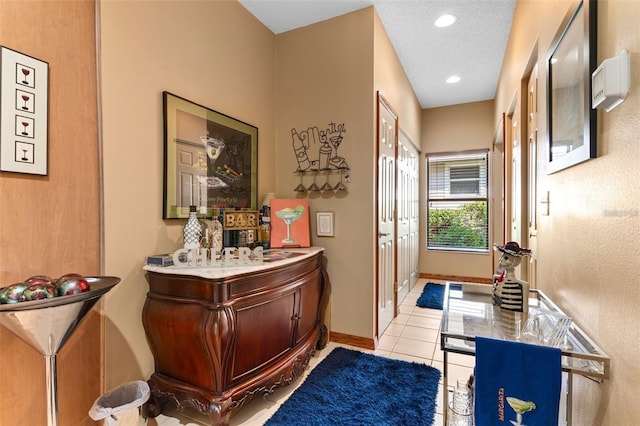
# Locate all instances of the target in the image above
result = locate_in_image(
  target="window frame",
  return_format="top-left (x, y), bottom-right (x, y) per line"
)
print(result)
top-left (426, 150), bottom-right (490, 253)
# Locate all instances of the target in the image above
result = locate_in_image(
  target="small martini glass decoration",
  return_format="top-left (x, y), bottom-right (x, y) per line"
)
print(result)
top-left (275, 205), bottom-right (305, 244)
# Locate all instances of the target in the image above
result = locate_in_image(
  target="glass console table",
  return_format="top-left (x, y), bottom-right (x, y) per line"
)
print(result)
top-left (440, 282), bottom-right (609, 426)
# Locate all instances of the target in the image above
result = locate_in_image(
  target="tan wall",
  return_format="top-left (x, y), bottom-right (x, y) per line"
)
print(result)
top-left (0, 1), bottom-right (101, 424)
top-left (98, 0), bottom-right (275, 389)
top-left (275, 7), bottom-right (422, 341)
top-left (420, 100), bottom-right (496, 278)
top-left (496, 0), bottom-right (640, 424)
top-left (2, 0), bottom-right (635, 423)
top-left (275, 9), bottom-right (376, 340)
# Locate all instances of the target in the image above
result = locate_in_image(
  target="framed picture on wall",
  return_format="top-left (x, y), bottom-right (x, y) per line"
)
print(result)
top-left (163, 91), bottom-right (258, 219)
top-left (0, 46), bottom-right (49, 175)
top-left (546, 0), bottom-right (597, 174)
top-left (270, 198), bottom-right (310, 248)
top-left (316, 211), bottom-right (334, 237)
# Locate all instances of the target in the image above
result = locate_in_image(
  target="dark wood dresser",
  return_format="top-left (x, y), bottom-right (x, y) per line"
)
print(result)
top-left (142, 248), bottom-right (328, 424)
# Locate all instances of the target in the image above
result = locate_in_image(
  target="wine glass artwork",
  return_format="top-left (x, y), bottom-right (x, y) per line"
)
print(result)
top-left (320, 172), bottom-right (333, 192)
top-left (21, 68), bottom-right (30, 85)
top-left (200, 135), bottom-right (225, 161)
top-left (307, 171), bottom-right (320, 192)
top-left (329, 135), bottom-right (344, 167)
top-left (2, 48), bottom-right (49, 175)
top-left (275, 206), bottom-right (305, 244)
top-left (294, 171), bottom-right (306, 192)
top-left (334, 169), bottom-right (348, 191)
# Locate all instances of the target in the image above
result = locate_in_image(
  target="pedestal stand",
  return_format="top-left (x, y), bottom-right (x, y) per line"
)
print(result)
top-left (0, 276), bottom-right (120, 426)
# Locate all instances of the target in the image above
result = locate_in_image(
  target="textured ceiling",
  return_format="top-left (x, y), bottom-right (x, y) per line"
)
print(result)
top-left (238, 0), bottom-right (516, 109)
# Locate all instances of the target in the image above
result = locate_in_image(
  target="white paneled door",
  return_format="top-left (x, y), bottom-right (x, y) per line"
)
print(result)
top-left (377, 93), bottom-right (397, 336)
top-left (396, 131), bottom-right (420, 305)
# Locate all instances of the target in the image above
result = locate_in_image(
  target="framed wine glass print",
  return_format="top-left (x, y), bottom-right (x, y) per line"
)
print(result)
top-left (0, 46), bottom-right (49, 175)
top-left (163, 92), bottom-right (258, 219)
top-left (546, 0), bottom-right (597, 174)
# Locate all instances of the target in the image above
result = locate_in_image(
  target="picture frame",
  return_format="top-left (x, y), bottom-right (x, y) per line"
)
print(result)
top-left (316, 211), bottom-right (334, 237)
top-left (546, 0), bottom-right (597, 174)
top-left (270, 199), bottom-right (310, 248)
top-left (0, 46), bottom-right (49, 175)
top-left (163, 92), bottom-right (258, 219)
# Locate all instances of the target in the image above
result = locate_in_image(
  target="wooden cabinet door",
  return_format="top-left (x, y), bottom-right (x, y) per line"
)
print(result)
top-left (233, 289), bottom-right (297, 382)
top-left (294, 268), bottom-right (323, 345)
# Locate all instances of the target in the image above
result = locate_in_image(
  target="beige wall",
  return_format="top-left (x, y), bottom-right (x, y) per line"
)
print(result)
top-left (3, 0), bottom-right (636, 423)
top-left (420, 100), bottom-right (496, 278)
top-left (275, 8), bottom-right (376, 341)
top-left (0, 1), bottom-right (102, 424)
top-left (99, 0), bottom-right (640, 422)
top-left (100, 0), bottom-right (420, 393)
top-left (98, 0), bottom-right (275, 389)
top-left (274, 7), bottom-right (422, 341)
top-left (496, 0), bottom-right (640, 424)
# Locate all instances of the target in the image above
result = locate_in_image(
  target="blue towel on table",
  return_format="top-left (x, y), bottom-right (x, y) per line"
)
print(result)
top-left (475, 336), bottom-right (561, 426)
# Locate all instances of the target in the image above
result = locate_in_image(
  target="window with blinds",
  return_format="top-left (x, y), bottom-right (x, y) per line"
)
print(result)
top-left (427, 150), bottom-right (489, 252)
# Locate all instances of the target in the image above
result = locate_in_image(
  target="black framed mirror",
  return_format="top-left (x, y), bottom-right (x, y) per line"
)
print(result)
top-left (547, 0), bottom-right (597, 174)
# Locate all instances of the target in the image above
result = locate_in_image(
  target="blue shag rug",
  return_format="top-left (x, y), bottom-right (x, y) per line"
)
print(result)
top-left (265, 347), bottom-right (441, 426)
top-left (416, 282), bottom-right (445, 310)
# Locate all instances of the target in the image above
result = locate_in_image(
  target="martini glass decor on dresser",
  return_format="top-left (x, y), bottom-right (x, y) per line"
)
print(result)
top-left (275, 206), bottom-right (305, 244)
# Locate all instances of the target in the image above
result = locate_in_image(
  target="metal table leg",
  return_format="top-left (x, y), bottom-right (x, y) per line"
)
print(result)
top-left (567, 372), bottom-right (573, 426)
top-left (443, 350), bottom-right (449, 424)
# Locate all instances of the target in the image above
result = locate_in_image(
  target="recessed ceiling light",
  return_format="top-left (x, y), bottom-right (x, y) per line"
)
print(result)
top-left (446, 75), bottom-right (461, 84)
top-left (435, 14), bottom-right (456, 28)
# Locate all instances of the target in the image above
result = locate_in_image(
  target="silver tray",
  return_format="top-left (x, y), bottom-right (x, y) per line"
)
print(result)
top-left (0, 276), bottom-right (120, 312)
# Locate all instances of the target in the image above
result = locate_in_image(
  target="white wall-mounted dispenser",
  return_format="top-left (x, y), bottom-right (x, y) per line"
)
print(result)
top-left (592, 50), bottom-right (630, 112)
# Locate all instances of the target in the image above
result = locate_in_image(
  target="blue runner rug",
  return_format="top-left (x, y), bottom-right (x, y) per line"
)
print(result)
top-left (265, 347), bottom-right (441, 426)
top-left (416, 282), bottom-right (445, 309)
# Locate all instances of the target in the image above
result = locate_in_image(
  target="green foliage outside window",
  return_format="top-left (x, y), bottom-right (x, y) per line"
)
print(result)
top-left (428, 201), bottom-right (488, 250)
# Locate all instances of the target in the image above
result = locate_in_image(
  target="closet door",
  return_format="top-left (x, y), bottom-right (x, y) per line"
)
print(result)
top-left (376, 93), bottom-right (397, 336)
top-left (396, 131), bottom-right (419, 304)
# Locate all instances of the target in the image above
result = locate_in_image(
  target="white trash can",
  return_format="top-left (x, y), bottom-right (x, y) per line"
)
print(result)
top-left (89, 380), bottom-right (150, 426)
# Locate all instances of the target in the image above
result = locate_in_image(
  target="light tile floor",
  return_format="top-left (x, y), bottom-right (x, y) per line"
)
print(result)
top-left (149, 279), bottom-right (475, 426)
